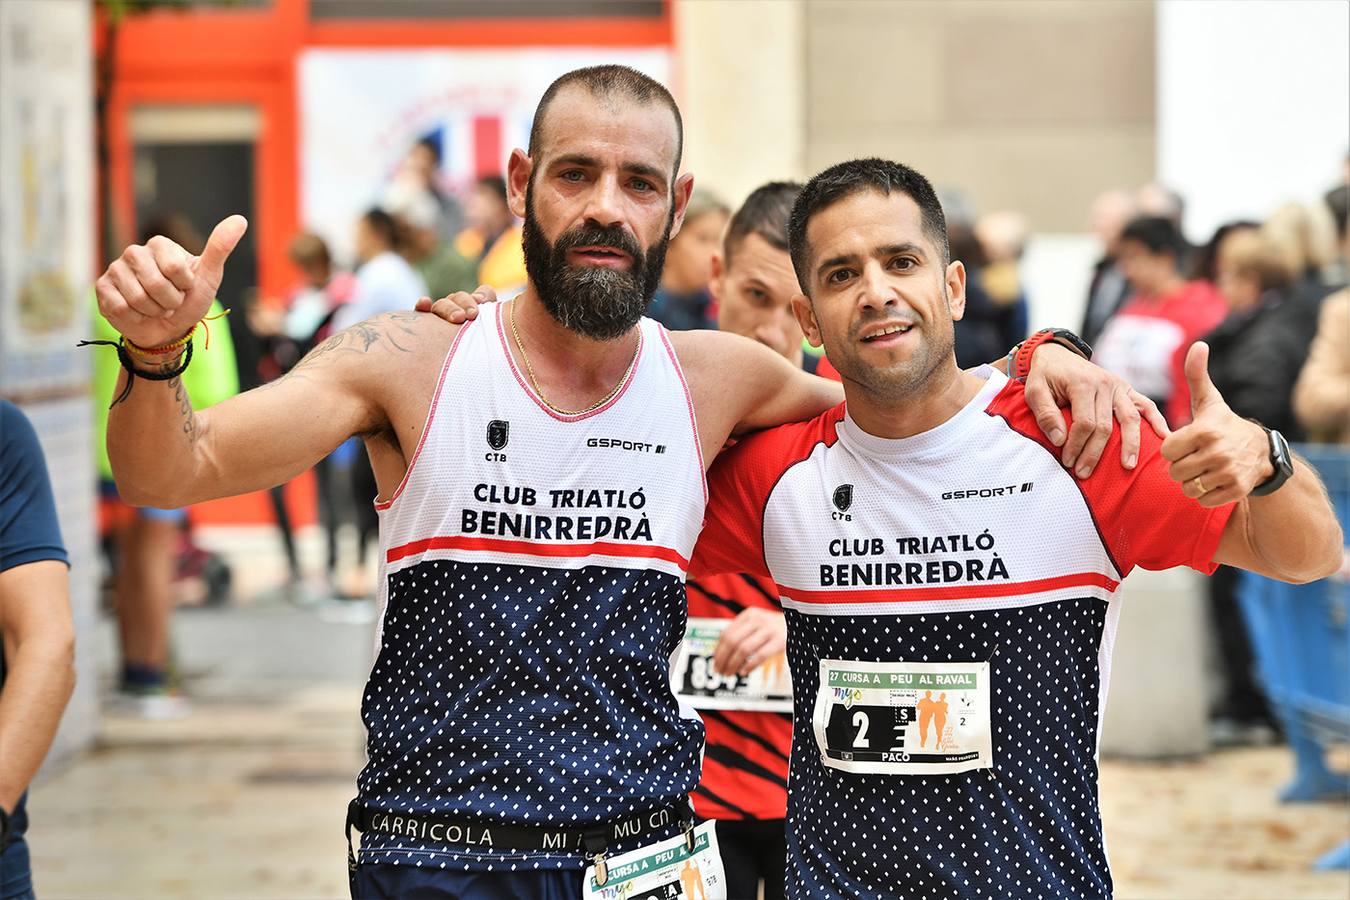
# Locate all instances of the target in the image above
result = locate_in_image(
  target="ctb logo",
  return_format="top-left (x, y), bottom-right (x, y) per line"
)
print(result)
top-left (831, 484), bottom-right (853, 520)
top-left (485, 420), bottom-right (509, 461)
top-left (486, 420), bottom-right (509, 450)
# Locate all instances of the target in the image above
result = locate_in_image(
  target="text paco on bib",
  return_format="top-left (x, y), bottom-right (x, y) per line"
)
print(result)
top-left (812, 659), bottom-right (992, 775)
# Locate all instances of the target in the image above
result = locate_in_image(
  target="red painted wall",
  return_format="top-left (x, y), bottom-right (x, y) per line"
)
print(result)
top-left (96, 0), bottom-right (672, 526)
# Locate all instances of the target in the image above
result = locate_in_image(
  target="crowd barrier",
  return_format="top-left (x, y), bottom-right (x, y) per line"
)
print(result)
top-left (1238, 444), bottom-right (1350, 871)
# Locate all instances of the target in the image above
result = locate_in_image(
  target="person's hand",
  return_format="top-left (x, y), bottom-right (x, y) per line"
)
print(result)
top-left (414, 285), bottom-right (498, 325)
top-left (1161, 342), bottom-right (1272, 508)
top-left (711, 607), bottom-right (787, 677)
top-left (1023, 343), bottom-right (1169, 478)
top-left (95, 215), bottom-right (247, 349)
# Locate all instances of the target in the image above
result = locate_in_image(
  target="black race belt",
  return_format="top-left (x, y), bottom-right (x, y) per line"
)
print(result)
top-left (346, 799), bottom-right (694, 884)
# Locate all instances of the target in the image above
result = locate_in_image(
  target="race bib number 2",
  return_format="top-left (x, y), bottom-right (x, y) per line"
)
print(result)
top-left (812, 659), bottom-right (992, 775)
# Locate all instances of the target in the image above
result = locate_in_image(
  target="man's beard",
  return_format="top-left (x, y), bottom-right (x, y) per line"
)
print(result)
top-left (521, 187), bottom-right (673, 341)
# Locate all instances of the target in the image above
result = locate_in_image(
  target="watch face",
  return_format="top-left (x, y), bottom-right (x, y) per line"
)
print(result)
top-left (1271, 430), bottom-right (1293, 472)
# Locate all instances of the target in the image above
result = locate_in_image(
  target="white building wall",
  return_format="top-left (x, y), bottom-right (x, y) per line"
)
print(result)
top-left (1157, 0), bottom-right (1350, 243)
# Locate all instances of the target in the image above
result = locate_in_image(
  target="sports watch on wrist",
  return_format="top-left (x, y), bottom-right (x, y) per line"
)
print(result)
top-left (1011, 328), bottom-right (1094, 381)
top-left (1249, 426), bottom-right (1294, 497)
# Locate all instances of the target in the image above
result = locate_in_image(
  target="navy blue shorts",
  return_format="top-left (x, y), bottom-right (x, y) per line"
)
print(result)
top-left (350, 864), bottom-right (585, 899)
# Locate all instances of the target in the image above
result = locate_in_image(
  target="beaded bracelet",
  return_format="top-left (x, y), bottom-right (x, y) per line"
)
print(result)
top-left (124, 325), bottom-right (196, 359)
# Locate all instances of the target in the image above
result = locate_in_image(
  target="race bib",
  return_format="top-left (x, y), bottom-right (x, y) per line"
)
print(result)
top-left (812, 659), bottom-right (992, 775)
top-left (671, 617), bottom-right (792, 713)
top-left (584, 821), bottom-right (726, 900)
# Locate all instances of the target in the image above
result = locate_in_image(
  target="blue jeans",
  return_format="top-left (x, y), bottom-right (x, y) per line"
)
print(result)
top-left (0, 834), bottom-right (34, 900)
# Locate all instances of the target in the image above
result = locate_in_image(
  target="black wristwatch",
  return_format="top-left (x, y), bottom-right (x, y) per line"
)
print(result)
top-left (0, 803), bottom-right (10, 850)
top-left (1043, 328), bottom-right (1093, 360)
top-left (1011, 328), bottom-right (1094, 380)
top-left (1250, 426), bottom-right (1294, 497)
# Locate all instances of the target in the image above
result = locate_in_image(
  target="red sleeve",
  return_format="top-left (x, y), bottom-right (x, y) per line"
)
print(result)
top-left (691, 405), bottom-right (845, 579)
top-left (988, 381), bottom-right (1235, 576)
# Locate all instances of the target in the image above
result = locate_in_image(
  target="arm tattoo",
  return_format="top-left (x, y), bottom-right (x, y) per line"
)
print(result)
top-left (168, 375), bottom-right (199, 445)
top-left (288, 313), bottom-right (417, 375)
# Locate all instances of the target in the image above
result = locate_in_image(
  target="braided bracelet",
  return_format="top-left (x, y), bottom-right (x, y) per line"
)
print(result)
top-left (76, 337), bottom-right (193, 406)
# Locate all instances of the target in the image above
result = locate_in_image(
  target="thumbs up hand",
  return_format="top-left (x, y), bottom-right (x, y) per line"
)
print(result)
top-left (1159, 342), bottom-right (1273, 507)
top-left (95, 215), bottom-right (248, 351)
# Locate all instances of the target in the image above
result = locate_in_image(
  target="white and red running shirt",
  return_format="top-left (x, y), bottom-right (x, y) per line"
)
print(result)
top-left (693, 367), bottom-right (1234, 899)
top-left (356, 301), bottom-right (707, 870)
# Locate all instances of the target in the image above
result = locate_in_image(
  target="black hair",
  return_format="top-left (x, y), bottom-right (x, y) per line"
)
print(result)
top-left (476, 175), bottom-right (509, 205)
top-left (528, 65), bottom-right (683, 178)
top-left (361, 207), bottom-right (401, 251)
top-left (787, 158), bottom-right (949, 293)
top-left (1191, 219), bottom-right (1259, 282)
top-left (414, 136), bottom-right (441, 166)
top-left (724, 181), bottom-right (801, 269)
top-left (1119, 215), bottom-right (1186, 261)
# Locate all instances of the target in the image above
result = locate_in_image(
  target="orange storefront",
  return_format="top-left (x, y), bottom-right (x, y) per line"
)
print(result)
top-left (96, 0), bottom-right (673, 526)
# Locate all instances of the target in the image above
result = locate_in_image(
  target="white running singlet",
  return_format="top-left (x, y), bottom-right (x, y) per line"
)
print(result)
top-left (357, 300), bottom-right (707, 870)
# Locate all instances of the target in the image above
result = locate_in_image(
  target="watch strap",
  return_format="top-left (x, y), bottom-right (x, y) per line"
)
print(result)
top-left (1012, 328), bottom-right (1093, 381)
top-left (1250, 427), bottom-right (1294, 497)
top-left (1011, 331), bottom-right (1056, 382)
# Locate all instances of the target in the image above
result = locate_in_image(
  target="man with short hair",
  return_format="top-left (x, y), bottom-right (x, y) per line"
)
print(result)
top-left (680, 181), bottom-right (805, 900)
top-left (709, 182), bottom-right (810, 371)
top-left (96, 67), bottom-right (1145, 898)
top-left (693, 158), bottom-right (1343, 899)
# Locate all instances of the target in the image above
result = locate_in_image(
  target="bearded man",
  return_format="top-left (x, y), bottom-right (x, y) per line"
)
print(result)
top-left (95, 67), bottom-right (1151, 899)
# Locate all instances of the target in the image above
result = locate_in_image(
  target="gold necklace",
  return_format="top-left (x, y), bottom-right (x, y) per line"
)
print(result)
top-left (509, 302), bottom-right (640, 416)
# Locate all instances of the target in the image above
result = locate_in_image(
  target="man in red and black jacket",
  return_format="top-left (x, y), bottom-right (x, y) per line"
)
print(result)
top-left (680, 181), bottom-right (819, 900)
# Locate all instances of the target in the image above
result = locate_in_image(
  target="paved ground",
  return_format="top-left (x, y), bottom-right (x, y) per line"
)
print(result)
top-left (21, 527), bottom-right (1350, 899)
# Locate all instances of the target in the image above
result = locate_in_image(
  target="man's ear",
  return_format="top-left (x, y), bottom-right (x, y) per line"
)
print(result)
top-left (945, 260), bottom-right (968, 322)
top-left (708, 250), bottom-right (726, 303)
top-left (668, 172), bottom-right (695, 239)
top-left (506, 148), bottom-right (531, 220)
top-left (790, 292), bottom-right (823, 348)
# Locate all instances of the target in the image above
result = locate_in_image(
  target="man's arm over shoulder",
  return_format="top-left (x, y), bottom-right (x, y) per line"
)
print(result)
top-left (109, 311), bottom-right (459, 508)
top-left (667, 329), bottom-right (843, 461)
top-left (692, 409), bottom-right (843, 580)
